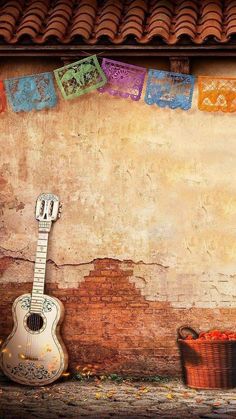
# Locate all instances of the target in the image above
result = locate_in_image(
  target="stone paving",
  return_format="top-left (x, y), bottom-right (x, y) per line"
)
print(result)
top-left (1, 375), bottom-right (236, 418)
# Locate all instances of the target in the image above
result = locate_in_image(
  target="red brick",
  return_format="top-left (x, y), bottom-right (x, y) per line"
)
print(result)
top-left (129, 303), bottom-right (149, 308)
top-left (1, 259), bottom-right (235, 377)
top-left (101, 296), bottom-right (112, 302)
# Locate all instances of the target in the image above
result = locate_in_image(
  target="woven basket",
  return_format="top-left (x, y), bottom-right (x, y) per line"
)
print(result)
top-left (178, 326), bottom-right (236, 389)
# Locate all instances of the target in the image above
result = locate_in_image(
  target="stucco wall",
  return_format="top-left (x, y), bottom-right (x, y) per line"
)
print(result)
top-left (1, 57), bottom-right (236, 375)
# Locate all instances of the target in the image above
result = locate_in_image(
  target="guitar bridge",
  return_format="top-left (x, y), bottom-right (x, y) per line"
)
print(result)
top-left (18, 354), bottom-right (39, 361)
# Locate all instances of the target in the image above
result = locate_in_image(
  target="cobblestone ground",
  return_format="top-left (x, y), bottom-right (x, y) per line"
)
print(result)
top-left (1, 375), bottom-right (236, 419)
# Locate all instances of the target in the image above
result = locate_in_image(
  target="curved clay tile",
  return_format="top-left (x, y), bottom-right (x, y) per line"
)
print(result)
top-left (148, 10), bottom-right (172, 23)
top-left (225, 1), bottom-right (236, 14)
top-left (198, 19), bottom-right (222, 30)
top-left (175, 13), bottom-right (197, 25)
top-left (18, 15), bottom-right (43, 29)
top-left (225, 7), bottom-right (236, 20)
top-left (69, 1), bottom-right (98, 41)
top-left (70, 24), bottom-right (92, 39)
top-left (15, 0), bottom-right (49, 40)
top-left (147, 14), bottom-right (171, 31)
top-left (98, 12), bottom-right (121, 25)
top-left (174, 24), bottom-right (196, 39)
top-left (118, 22), bottom-right (143, 39)
top-left (150, 1), bottom-right (174, 15)
top-left (95, 20), bottom-right (118, 36)
top-left (99, 1), bottom-right (122, 15)
top-left (146, 25), bottom-right (170, 42)
top-left (124, 8), bottom-right (146, 23)
top-left (197, 26), bottom-right (222, 42)
top-left (0, 15), bottom-right (16, 27)
top-left (201, 3), bottom-right (223, 17)
top-left (176, 1), bottom-right (199, 13)
top-left (22, 3), bottom-right (48, 20)
top-left (72, 13), bottom-right (94, 27)
top-left (15, 27), bottom-right (39, 40)
top-left (74, 5), bottom-right (97, 19)
top-left (46, 16), bottom-right (70, 28)
top-left (42, 27), bottom-right (66, 41)
top-left (76, 0), bottom-right (98, 8)
top-left (0, 6), bottom-right (23, 19)
top-left (1, 1), bottom-right (24, 13)
top-left (200, 0), bottom-right (222, 7)
top-left (225, 24), bottom-right (236, 38)
top-left (199, 11), bottom-right (223, 24)
top-left (198, 17), bottom-right (222, 29)
top-left (98, 5), bottom-right (122, 19)
top-left (45, 21), bottom-right (67, 35)
top-left (0, 27), bottom-right (15, 42)
top-left (175, 9), bottom-right (198, 21)
top-left (149, 6), bottom-right (173, 21)
top-left (48, 7), bottom-right (73, 21)
top-left (72, 20), bottom-right (94, 34)
top-left (125, 0), bottom-right (148, 13)
top-left (0, 0), bottom-right (235, 45)
top-left (23, 7), bottom-right (48, 21)
top-left (174, 26), bottom-right (196, 39)
top-left (94, 27), bottom-right (117, 41)
top-left (147, 16), bottom-right (171, 32)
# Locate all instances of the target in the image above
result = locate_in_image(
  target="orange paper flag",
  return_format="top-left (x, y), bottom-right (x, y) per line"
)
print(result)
top-left (198, 76), bottom-right (236, 113)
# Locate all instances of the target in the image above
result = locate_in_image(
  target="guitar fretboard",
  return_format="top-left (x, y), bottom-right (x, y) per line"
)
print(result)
top-left (30, 221), bottom-right (51, 313)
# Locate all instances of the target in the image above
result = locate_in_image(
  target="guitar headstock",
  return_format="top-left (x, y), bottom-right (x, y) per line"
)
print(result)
top-left (35, 194), bottom-right (62, 228)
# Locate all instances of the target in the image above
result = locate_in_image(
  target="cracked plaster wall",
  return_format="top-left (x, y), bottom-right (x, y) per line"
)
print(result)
top-left (1, 57), bottom-right (236, 309)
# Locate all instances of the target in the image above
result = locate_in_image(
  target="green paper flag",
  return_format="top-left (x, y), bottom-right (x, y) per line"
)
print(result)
top-left (54, 55), bottom-right (107, 100)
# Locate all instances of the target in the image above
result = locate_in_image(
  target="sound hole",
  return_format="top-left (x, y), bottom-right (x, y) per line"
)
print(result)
top-left (27, 313), bottom-right (44, 331)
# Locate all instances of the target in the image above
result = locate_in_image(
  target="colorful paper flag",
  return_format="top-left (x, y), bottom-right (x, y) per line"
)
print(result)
top-left (54, 55), bottom-right (106, 100)
top-left (0, 81), bottom-right (6, 113)
top-left (145, 69), bottom-right (195, 110)
top-left (198, 76), bottom-right (236, 112)
top-left (98, 58), bottom-right (146, 101)
top-left (4, 72), bottom-right (57, 112)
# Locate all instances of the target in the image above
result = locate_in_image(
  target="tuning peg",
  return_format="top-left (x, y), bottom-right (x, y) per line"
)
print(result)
top-left (58, 213), bottom-right (61, 219)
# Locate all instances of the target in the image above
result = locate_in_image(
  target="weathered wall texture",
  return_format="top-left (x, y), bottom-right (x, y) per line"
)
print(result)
top-left (1, 57), bottom-right (236, 375)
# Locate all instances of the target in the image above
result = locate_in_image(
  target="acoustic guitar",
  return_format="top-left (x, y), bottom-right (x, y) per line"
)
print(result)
top-left (0, 193), bottom-right (68, 386)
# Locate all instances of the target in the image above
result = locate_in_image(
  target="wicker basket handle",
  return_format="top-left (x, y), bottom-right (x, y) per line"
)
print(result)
top-left (177, 325), bottom-right (199, 340)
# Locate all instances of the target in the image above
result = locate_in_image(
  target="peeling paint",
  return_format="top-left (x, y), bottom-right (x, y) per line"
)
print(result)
top-left (1, 58), bottom-right (236, 310)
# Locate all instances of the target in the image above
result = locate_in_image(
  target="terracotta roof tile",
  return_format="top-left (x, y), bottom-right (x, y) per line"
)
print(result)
top-left (0, 0), bottom-right (236, 45)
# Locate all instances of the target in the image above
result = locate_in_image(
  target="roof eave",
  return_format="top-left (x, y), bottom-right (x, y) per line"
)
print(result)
top-left (1, 44), bottom-right (236, 58)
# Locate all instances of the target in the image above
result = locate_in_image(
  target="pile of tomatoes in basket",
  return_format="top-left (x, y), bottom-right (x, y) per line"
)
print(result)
top-left (185, 330), bottom-right (236, 341)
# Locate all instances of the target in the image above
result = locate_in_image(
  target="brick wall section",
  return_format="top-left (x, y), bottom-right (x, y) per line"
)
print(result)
top-left (1, 258), bottom-right (236, 376)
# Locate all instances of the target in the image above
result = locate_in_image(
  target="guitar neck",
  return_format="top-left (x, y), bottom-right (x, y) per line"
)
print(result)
top-left (31, 220), bottom-right (52, 312)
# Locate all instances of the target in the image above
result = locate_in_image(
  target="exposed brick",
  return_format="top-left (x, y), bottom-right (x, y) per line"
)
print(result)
top-left (101, 296), bottom-right (112, 302)
top-left (1, 259), bottom-right (236, 377)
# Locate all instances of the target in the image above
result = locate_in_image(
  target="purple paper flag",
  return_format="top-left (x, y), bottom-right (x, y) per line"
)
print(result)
top-left (98, 58), bottom-right (146, 101)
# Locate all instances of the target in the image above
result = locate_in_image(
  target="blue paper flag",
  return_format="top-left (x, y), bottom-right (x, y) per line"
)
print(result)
top-left (145, 69), bottom-right (195, 110)
top-left (4, 72), bottom-right (57, 112)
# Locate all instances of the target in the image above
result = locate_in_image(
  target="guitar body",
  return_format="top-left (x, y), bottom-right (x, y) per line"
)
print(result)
top-left (0, 293), bottom-right (68, 386)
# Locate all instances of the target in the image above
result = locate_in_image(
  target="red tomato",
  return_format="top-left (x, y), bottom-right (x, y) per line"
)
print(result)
top-left (183, 329), bottom-right (236, 342)
top-left (210, 330), bottom-right (221, 336)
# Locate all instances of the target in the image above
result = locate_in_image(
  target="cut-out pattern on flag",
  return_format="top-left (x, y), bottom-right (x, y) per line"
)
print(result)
top-left (54, 55), bottom-right (106, 100)
top-left (0, 81), bottom-right (6, 113)
top-left (98, 58), bottom-right (146, 101)
top-left (198, 76), bottom-right (236, 112)
top-left (145, 69), bottom-right (195, 110)
top-left (4, 72), bottom-right (57, 112)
